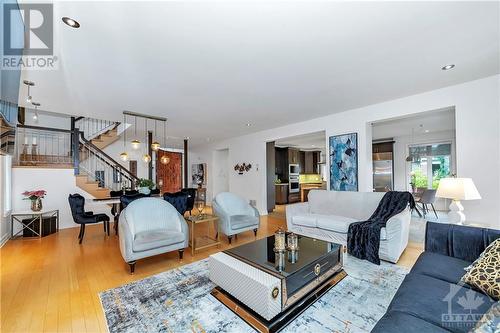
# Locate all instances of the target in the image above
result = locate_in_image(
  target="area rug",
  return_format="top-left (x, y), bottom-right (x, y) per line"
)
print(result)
top-left (99, 255), bottom-right (408, 333)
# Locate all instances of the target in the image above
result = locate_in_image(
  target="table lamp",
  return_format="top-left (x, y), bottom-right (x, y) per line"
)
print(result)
top-left (436, 178), bottom-right (481, 224)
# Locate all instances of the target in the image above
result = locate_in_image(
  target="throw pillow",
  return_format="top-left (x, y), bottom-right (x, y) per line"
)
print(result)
top-left (465, 239), bottom-right (499, 272)
top-left (461, 238), bottom-right (500, 301)
top-left (472, 302), bottom-right (499, 333)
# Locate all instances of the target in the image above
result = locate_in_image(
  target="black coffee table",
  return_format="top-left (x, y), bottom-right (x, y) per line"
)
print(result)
top-left (210, 235), bottom-right (346, 333)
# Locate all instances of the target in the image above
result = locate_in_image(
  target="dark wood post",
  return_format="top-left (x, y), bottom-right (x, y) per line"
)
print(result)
top-left (148, 131), bottom-right (153, 181)
top-left (184, 139), bottom-right (188, 188)
top-left (73, 127), bottom-right (80, 175)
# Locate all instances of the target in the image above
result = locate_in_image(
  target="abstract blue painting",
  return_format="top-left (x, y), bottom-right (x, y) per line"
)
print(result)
top-left (329, 133), bottom-right (358, 191)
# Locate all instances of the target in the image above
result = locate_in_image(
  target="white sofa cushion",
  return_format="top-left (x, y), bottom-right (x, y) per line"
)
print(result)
top-left (316, 215), bottom-right (358, 233)
top-left (292, 214), bottom-right (320, 228)
top-left (308, 190), bottom-right (384, 220)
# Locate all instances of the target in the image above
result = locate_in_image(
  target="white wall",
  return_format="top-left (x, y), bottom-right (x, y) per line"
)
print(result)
top-left (0, 155), bottom-right (12, 246)
top-left (212, 149), bottom-right (229, 196)
top-left (191, 75), bottom-right (500, 228)
top-left (11, 168), bottom-right (111, 232)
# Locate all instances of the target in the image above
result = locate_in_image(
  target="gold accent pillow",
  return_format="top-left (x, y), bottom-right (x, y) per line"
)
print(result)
top-left (462, 239), bottom-right (500, 301)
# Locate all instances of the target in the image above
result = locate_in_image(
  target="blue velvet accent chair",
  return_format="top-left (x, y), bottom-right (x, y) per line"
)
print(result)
top-left (181, 188), bottom-right (197, 214)
top-left (212, 192), bottom-right (260, 244)
top-left (372, 222), bottom-right (500, 333)
top-left (118, 198), bottom-right (189, 273)
top-left (163, 192), bottom-right (189, 216)
top-left (68, 194), bottom-right (110, 244)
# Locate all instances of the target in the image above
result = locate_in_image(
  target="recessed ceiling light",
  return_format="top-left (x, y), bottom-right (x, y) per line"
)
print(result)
top-left (441, 64), bottom-right (455, 71)
top-left (62, 17), bottom-right (80, 28)
top-left (425, 129), bottom-right (430, 133)
top-left (246, 123), bottom-right (252, 127)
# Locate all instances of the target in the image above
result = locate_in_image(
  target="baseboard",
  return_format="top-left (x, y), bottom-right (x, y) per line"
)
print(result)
top-left (0, 232), bottom-right (10, 248)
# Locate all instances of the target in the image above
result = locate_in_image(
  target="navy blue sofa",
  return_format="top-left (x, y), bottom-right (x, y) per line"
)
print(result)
top-left (372, 222), bottom-right (500, 333)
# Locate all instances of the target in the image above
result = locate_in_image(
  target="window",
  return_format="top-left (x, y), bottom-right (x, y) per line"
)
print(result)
top-left (408, 143), bottom-right (452, 190)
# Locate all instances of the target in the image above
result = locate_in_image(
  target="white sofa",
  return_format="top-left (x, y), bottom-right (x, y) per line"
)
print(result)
top-left (286, 190), bottom-right (411, 263)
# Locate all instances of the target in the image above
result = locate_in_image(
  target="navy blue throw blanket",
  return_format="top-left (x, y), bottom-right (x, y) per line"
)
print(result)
top-left (347, 191), bottom-right (415, 265)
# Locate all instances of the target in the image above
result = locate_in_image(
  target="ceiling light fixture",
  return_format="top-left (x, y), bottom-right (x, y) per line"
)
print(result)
top-left (62, 17), bottom-right (80, 28)
top-left (32, 102), bottom-right (40, 122)
top-left (131, 117), bottom-right (140, 149)
top-left (441, 64), bottom-right (455, 71)
top-left (246, 123), bottom-right (252, 127)
top-left (142, 118), bottom-right (151, 164)
top-left (23, 80), bottom-right (35, 104)
top-left (120, 113), bottom-right (129, 161)
top-left (151, 120), bottom-right (160, 151)
top-left (160, 121), bottom-right (170, 165)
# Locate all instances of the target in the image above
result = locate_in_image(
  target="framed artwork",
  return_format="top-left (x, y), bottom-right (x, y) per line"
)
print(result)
top-left (192, 163), bottom-right (207, 186)
top-left (329, 133), bottom-right (358, 191)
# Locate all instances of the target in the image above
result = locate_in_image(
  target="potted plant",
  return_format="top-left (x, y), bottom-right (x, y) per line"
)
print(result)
top-left (137, 178), bottom-right (155, 195)
top-left (22, 190), bottom-right (47, 212)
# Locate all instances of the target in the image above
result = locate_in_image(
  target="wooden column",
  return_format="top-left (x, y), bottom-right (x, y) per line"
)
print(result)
top-left (184, 139), bottom-right (188, 188)
top-left (148, 131), bottom-right (153, 181)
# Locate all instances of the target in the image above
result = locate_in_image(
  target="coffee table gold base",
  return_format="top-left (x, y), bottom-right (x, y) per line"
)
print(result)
top-left (211, 269), bottom-right (347, 333)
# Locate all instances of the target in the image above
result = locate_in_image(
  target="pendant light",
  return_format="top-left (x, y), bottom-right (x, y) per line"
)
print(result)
top-left (23, 80), bottom-right (35, 104)
top-left (151, 120), bottom-right (161, 151)
top-left (405, 127), bottom-right (414, 162)
top-left (131, 117), bottom-right (140, 150)
top-left (142, 118), bottom-right (151, 163)
top-left (120, 114), bottom-right (129, 161)
top-left (160, 120), bottom-right (170, 165)
top-left (32, 102), bottom-right (40, 123)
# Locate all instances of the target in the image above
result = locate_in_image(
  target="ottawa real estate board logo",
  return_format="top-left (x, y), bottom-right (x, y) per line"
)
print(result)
top-left (2, 3), bottom-right (58, 70)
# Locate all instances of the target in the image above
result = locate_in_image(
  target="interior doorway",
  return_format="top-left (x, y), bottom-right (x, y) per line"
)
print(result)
top-left (213, 148), bottom-right (229, 196)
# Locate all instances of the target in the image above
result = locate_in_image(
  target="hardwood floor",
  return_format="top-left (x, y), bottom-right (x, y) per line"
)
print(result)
top-left (0, 211), bottom-right (421, 333)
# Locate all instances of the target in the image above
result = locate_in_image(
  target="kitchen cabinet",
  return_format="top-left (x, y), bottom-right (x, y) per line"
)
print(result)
top-left (275, 147), bottom-right (288, 180)
top-left (288, 192), bottom-right (300, 204)
top-left (303, 151), bottom-right (321, 174)
top-left (275, 184), bottom-right (288, 204)
top-left (288, 148), bottom-right (300, 165)
top-left (299, 151), bottom-right (305, 174)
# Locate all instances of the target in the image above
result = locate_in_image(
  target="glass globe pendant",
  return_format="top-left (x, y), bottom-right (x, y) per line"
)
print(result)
top-left (131, 139), bottom-right (141, 150)
top-left (151, 141), bottom-right (161, 151)
top-left (143, 154), bottom-right (152, 163)
top-left (160, 155), bottom-right (170, 165)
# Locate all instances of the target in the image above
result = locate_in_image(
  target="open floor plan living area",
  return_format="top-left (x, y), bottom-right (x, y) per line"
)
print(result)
top-left (1, 1), bottom-right (500, 332)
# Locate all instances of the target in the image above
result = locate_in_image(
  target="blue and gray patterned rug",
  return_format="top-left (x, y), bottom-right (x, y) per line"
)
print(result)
top-left (99, 255), bottom-right (408, 332)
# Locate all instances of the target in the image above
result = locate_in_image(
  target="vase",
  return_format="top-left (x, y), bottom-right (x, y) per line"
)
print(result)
top-left (138, 187), bottom-right (151, 195)
top-left (31, 198), bottom-right (42, 212)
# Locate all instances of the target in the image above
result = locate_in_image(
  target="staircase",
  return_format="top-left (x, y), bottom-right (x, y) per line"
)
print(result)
top-left (14, 117), bottom-right (139, 199)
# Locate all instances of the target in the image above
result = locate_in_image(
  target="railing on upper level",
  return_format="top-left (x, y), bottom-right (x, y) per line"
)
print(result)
top-left (75, 117), bottom-right (118, 141)
top-left (14, 124), bottom-right (72, 166)
top-left (13, 124), bottom-right (139, 191)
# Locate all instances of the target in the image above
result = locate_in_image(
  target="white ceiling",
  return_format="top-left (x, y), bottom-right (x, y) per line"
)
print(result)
top-left (275, 131), bottom-right (325, 151)
top-left (19, 1), bottom-right (499, 147)
top-left (372, 108), bottom-right (456, 140)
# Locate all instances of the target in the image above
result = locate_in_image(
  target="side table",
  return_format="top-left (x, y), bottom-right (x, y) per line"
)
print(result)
top-left (185, 214), bottom-right (220, 256)
top-left (11, 209), bottom-right (59, 238)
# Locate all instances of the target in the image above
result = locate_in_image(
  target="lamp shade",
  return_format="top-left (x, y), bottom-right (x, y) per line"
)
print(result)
top-left (436, 178), bottom-right (481, 201)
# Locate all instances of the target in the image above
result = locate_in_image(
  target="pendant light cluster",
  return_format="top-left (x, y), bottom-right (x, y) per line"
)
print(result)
top-left (120, 111), bottom-right (168, 164)
top-left (23, 80), bottom-right (41, 122)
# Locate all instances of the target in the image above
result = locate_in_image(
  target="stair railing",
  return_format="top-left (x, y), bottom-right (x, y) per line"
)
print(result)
top-left (77, 131), bottom-right (139, 191)
top-left (75, 117), bottom-right (118, 141)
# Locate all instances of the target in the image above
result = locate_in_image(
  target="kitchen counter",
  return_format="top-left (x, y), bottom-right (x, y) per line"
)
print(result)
top-left (275, 183), bottom-right (289, 186)
top-left (300, 183), bottom-right (326, 202)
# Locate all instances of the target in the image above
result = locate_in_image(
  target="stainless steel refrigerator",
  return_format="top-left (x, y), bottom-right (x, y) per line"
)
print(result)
top-left (373, 152), bottom-right (394, 192)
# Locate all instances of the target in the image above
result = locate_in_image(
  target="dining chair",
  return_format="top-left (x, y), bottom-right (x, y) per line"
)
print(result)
top-left (68, 194), bottom-right (110, 244)
top-left (419, 189), bottom-right (438, 219)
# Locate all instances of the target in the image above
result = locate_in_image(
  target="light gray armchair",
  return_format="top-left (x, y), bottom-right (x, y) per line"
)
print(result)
top-left (118, 198), bottom-right (188, 273)
top-left (212, 192), bottom-right (260, 244)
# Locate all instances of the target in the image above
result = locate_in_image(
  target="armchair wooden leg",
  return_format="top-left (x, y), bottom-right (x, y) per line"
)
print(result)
top-left (128, 261), bottom-right (136, 274)
top-left (228, 236), bottom-right (232, 244)
top-left (114, 217), bottom-right (119, 236)
top-left (78, 224), bottom-right (85, 244)
top-left (106, 221), bottom-right (110, 236)
top-left (178, 249), bottom-right (184, 260)
top-left (103, 221), bottom-right (107, 233)
top-left (253, 228), bottom-right (258, 237)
